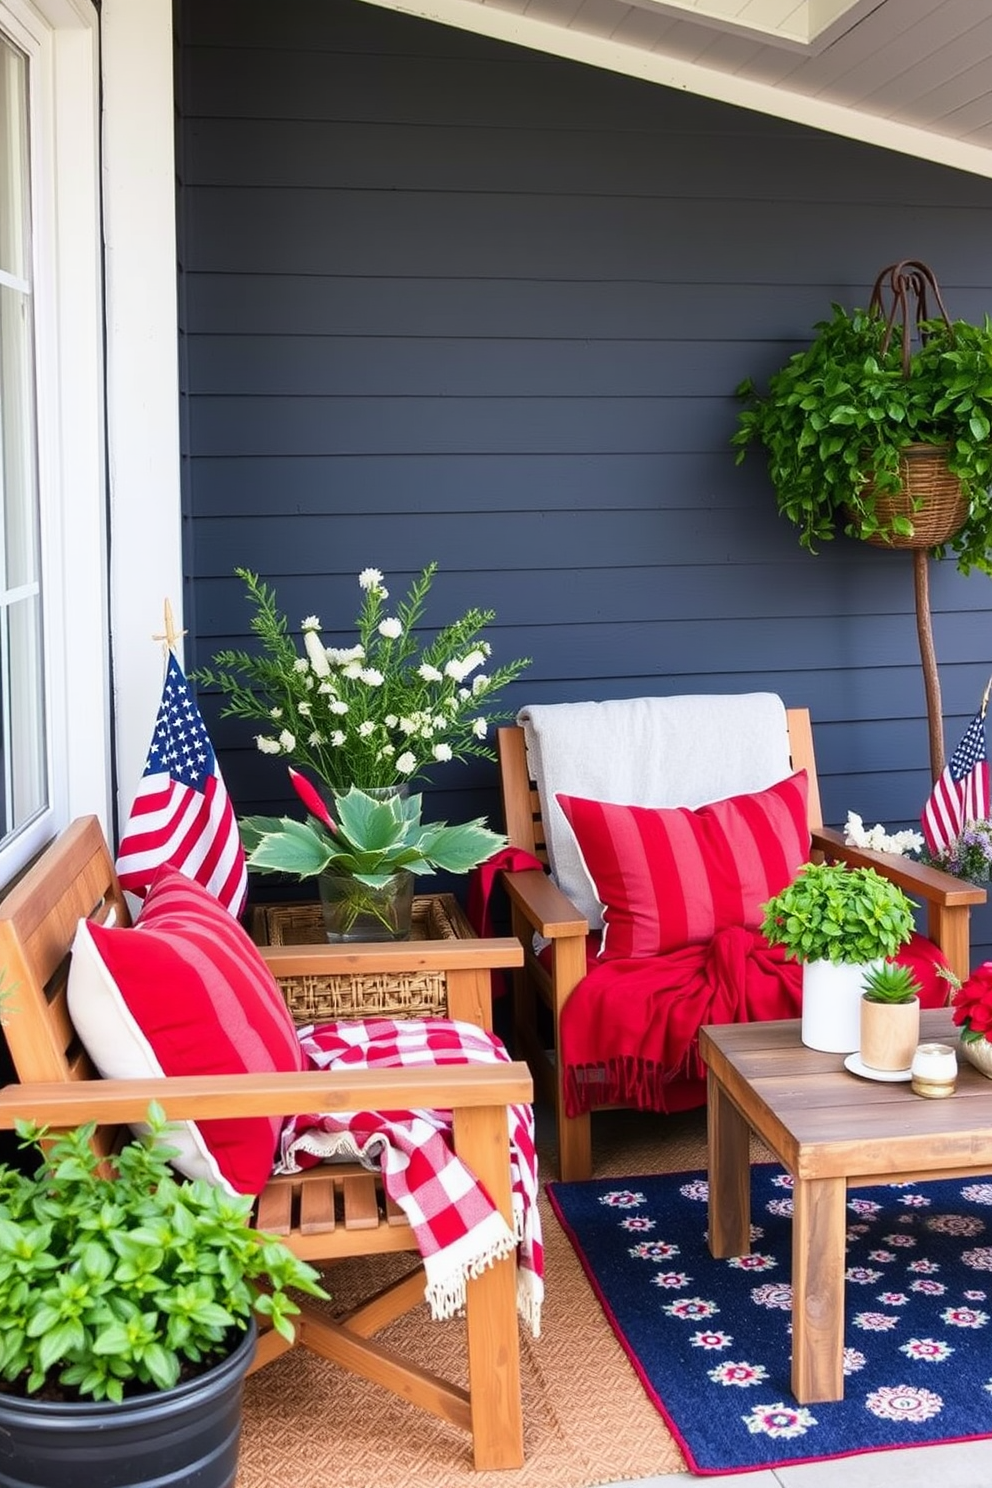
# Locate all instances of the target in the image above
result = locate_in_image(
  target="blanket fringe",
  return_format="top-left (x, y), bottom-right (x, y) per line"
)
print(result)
top-left (563, 1050), bottom-right (704, 1117)
top-left (424, 1227), bottom-right (518, 1321)
top-left (517, 1270), bottom-right (543, 1339)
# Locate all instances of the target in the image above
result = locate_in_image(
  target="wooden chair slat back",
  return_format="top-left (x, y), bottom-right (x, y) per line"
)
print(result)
top-left (495, 726), bottom-right (546, 861)
top-left (784, 707), bottom-right (822, 831)
top-left (0, 816), bottom-right (128, 1087)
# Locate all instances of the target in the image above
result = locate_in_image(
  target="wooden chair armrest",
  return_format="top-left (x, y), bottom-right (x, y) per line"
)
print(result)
top-left (812, 826), bottom-right (987, 908)
top-left (500, 868), bottom-right (589, 940)
top-left (258, 938), bottom-right (524, 981)
top-left (0, 1063), bottom-right (534, 1130)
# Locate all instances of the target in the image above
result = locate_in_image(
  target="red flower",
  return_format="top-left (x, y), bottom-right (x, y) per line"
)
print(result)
top-left (952, 962), bottom-right (992, 1037)
top-left (288, 767), bottom-right (336, 832)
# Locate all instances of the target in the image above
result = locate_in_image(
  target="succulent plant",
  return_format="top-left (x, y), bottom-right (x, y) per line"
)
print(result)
top-left (861, 961), bottom-right (922, 1004)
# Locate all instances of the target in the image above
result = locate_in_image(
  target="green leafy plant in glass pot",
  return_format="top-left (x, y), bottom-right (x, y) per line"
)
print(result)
top-left (239, 771), bottom-right (507, 942)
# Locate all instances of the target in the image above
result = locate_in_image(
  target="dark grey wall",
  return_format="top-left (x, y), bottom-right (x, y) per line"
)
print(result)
top-left (174, 0), bottom-right (992, 955)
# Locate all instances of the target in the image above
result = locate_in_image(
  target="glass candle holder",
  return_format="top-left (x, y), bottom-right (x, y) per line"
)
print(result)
top-left (910, 1041), bottom-right (958, 1098)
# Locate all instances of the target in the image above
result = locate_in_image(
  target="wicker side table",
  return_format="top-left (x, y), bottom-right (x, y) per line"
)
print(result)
top-left (251, 894), bottom-right (522, 1030)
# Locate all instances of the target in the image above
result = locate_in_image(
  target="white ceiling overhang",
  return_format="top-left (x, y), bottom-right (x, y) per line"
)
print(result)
top-left (360, 0), bottom-right (992, 180)
top-left (632, 0), bottom-right (875, 51)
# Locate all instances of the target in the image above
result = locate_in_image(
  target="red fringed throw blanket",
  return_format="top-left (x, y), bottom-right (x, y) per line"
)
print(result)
top-left (560, 928), bottom-right (952, 1117)
top-left (561, 927), bottom-right (803, 1116)
top-left (276, 1017), bottom-right (543, 1336)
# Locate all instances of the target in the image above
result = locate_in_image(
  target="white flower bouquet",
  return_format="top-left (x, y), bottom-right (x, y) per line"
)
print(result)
top-left (843, 811), bottom-right (924, 857)
top-left (845, 809), bottom-right (992, 885)
top-left (196, 564), bottom-right (531, 792)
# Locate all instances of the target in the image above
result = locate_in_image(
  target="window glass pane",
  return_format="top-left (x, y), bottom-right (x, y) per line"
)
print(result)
top-left (0, 283), bottom-right (38, 589)
top-left (0, 38), bottom-right (27, 282)
top-left (5, 592), bottom-right (44, 825)
top-left (0, 29), bottom-right (45, 844)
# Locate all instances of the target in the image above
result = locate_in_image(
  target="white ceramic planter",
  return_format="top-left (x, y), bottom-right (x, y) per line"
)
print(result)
top-left (801, 959), bottom-right (881, 1053)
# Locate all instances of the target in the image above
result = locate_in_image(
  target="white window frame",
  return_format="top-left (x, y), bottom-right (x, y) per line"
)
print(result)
top-left (0, 0), bottom-right (108, 886)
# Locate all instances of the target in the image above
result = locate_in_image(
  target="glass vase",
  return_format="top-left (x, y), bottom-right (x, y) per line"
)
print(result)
top-left (317, 868), bottom-right (415, 943)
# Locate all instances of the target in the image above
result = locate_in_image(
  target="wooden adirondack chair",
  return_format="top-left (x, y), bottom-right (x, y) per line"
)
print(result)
top-left (497, 702), bottom-right (985, 1182)
top-left (0, 816), bottom-right (531, 1470)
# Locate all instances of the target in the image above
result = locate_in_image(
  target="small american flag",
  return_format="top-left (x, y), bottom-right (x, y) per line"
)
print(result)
top-left (921, 707), bottom-right (991, 856)
top-left (116, 651), bottom-right (248, 917)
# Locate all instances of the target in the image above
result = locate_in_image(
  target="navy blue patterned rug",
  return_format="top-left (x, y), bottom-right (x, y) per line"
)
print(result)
top-left (547, 1166), bottom-right (992, 1474)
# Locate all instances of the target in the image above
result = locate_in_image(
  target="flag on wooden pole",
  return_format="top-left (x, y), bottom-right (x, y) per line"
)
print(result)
top-left (921, 697), bottom-right (991, 856)
top-left (116, 648), bottom-right (248, 917)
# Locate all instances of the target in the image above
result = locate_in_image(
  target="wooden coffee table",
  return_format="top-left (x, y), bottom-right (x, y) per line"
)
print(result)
top-left (699, 1010), bottom-right (992, 1406)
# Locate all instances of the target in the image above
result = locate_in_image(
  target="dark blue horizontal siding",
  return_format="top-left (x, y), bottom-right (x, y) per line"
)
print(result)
top-left (183, 190), bottom-right (992, 281)
top-left (186, 452), bottom-right (754, 515)
top-left (186, 278), bottom-right (992, 341)
top-left (187, 394), bottom-right (765, 455)
top-left (182, 117), bottom-right (992, 209)
top-left (186, 336), bottom-right (754, 397)
top-left (192, 555), bottom-right (963, 626)
top-left (176, 0), bottom-right (992, 964)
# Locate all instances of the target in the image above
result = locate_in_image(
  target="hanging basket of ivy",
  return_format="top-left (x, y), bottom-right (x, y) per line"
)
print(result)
top-left (732, 260), bottom-right (992, 575)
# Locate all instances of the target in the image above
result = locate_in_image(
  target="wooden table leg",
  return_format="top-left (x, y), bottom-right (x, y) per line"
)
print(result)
top-left (791, 1175), bottom-right (847, 1403)
top-left (706, 1071), bottom-right (752, 1258)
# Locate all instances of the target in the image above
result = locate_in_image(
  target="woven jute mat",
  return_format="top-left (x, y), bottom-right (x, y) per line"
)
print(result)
top-left (235, 1106), bottom-right (726, 1487)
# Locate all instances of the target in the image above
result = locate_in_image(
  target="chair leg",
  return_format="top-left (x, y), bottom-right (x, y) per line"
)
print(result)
top-left (551, 932), bottom-right (594, 1181)
top-left (557, 1109), bottom-right (592, 1182)
top-left (454, 1104), bottom-right (524, 1469)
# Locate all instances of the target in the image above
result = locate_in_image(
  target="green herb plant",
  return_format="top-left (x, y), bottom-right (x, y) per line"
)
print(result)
top-left (861, 961), bottom-right (922, 1004)
top-left (0, 1103), bottom-right (327, 1403)
top-left (733, 305), bottom-right (992, 574)
top-left (760, 861), bottom-right (917, 965)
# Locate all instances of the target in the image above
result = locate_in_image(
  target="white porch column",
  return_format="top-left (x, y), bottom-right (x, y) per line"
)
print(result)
top-left (101, 0), bottom-right (183, 831)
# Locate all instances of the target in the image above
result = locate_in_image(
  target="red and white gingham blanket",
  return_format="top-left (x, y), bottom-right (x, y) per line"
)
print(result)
top-left (276, 1017), bottom-right (543, 1336)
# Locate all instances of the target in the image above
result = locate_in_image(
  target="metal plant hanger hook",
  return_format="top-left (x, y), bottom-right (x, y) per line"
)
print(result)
top-left (868, 259), bottom-right (954, 377)
top-left (868, 259), bottom-right (958, 781)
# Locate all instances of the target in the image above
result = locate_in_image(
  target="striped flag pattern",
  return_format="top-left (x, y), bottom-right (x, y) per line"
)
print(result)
top-left (116, 651), bottom-right (248, 917)
top-left (921, 708), bottom-right (991, 856)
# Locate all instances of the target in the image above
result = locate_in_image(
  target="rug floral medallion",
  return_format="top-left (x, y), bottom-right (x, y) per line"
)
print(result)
top-left (548, 1165), bottom-right (992, 1473)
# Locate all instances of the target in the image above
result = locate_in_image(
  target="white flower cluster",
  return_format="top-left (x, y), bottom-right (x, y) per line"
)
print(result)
top-left (844, 811), bottom-right (924, 857)
top-left (201, 563), bottom-right (531, 792)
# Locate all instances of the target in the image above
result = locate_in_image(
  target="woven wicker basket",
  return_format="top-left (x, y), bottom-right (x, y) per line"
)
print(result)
top-left (862, 444), bottom-right (968, 549)
top-left (252, 894), bottom-right (467, 1024)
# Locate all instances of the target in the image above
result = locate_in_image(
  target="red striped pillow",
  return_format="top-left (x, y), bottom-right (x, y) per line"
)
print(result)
top-left (557, 771), bottom-right (810, 961)
top-left (67, 866), bottom-right (305, 1195)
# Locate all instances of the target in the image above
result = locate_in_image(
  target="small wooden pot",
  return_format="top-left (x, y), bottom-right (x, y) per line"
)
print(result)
top-left (859, 995), bottom-right (920, 1072)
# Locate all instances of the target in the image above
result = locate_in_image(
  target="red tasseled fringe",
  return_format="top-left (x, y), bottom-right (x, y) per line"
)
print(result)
top-left (563, 1049), bottom-right (707, 1117)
